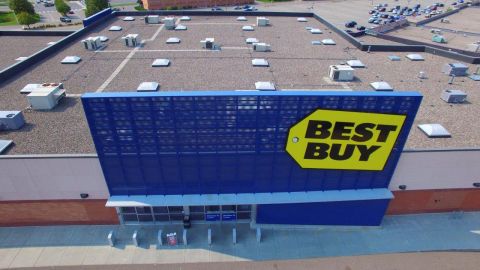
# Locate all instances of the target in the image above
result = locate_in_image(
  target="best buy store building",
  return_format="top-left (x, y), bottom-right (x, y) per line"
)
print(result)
top-left (78, 90), bottom-right (421, 226)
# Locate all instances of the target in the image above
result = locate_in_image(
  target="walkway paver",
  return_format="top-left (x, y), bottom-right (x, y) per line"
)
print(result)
top-left (1, 212), bottom-right (480, 268)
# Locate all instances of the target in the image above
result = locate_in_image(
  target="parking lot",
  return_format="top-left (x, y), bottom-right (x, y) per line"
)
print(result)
top-left (32, 0), bottom-right (85, 26)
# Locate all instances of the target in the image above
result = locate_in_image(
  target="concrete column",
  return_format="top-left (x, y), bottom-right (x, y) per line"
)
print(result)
top-left (133, 230), bottom-right (139, 247)
top-left (107, 230), bottom-right (115, 247)
top-left (183, 229), bottom-right (187, 246)
top-left (256, 228), bottom-right (261, 243)
top-left (233, 227), bottom-right (237, 244)
top-left (208, 228), bottom-right (212, 245)
top-left (157, 230), bottom-right (163, 246)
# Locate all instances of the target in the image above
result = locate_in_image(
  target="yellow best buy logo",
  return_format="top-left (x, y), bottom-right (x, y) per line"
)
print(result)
top-left (286, 109), bottom-right (406, 171)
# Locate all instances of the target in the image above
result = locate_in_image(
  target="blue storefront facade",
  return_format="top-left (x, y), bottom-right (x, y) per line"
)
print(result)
top-left (82, 91), bottom-right (422, 226)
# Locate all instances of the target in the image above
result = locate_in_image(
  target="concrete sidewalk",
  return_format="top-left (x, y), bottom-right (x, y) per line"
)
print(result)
top-left (1, 212), bottom-right (480, 268)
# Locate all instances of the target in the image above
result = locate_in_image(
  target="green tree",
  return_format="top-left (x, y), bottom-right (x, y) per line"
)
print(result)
top-left (16, 11), bottom-right (38, 28)
top-left (8, 0), bottom-right (35, 15)
top-left (85, 0), bottom-right (109, 17)
top-left (55, 0), bottom-right (71, 16)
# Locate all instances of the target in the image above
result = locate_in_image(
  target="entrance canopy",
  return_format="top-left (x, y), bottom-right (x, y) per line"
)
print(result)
top-left (106, 188), bottom-right (393, 207)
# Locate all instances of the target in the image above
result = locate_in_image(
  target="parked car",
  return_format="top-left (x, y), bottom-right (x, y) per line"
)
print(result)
top-left (369, 10), bottom-right (377, 14)
top-left (43, 2), bottom-right (53, 7)
top-left (368, 17), bottom-right (376, 23)
top-left (373, 19), bottom-right (382, 24)
top-left (381, 14), bottom-right (389, 18)
top-left (379, 7), bottom-right (386, 11)
top-left (211, 6), bottom-right (223, 11)
top-left (60, 16), bottom-right (71, 23)
top-left (344, 21), bottom-right (357, 28)
top-left (68, 10), bottom-right (74, 14)
top-left (356, 25), bottom-right (366, 31)
top-left (234, 6), bottom-right (242, 10)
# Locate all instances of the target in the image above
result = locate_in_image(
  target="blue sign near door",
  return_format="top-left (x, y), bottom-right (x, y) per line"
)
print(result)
top-left (222, 213), bottom-right (237, 221)
top-left (205, 213), bottom-right (221, 221)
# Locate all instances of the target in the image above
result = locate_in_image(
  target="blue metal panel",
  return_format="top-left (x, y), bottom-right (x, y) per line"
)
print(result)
top-left (81, 91), bottom-right (422, 196)
top-left (256, 199), bottom-right (391, 226)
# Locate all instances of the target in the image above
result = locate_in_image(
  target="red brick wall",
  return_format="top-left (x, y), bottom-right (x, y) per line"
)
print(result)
top-left (143, 0), bottom-right (254, 10)
top-left (0, 200), bottom-right (119, 227)
top-left (387, 189), bottom-right (480, 215)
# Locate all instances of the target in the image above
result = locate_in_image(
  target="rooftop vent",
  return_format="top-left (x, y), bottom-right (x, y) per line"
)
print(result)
top-left (252, 58), bottom-right (269, 67)
top-left (0, 140), bottom-right (13, 154)
top-left (122, 34), bottom-right (140, 47)
top-left (137, 82), bottom-right (160, 92)
top-left (297, 17), bottom-right (308, 22)
top-left (47, 41), bottom-right (57, 45)
top-left (329, 65), bottom-right (354, 81)
top-left (243, 25), bottom-right (254, 31)
top-left (347, 60), bottom-right (365, 68)
top-left (237, 16), bottom-right (247, 21)
top-left (162, 17), bottom-right (176, 30)
top-left (201, 38), bottom-right (216, 49)
top-left (0, 111), bottom-right (25, 131)
top-left (152, 59), bottom-right (170, 67)
top-left (81, 36), bottom-right (103, 50)
top-left (253, 43), bottom-right (271, 52)
top-left (166, 37), bottom-right (181, 44)
top-left (145, 15), bottom-right (160, 24)
top-left (175, 24), bottom-right (187, 31)
top-left (418, 124), bottom-right (451, 138)
top-left (255, 81), bottom-right (276, 91)
top-left (406, 54), bottom-right (424, 61)
top-left (123, 16), bottom-right (135, 21)
top-left (109, 26), bottom-right (122, 31)
top-left (388, 55), bottom-right (401, 61)
top-left (312, 41), bottom-right (322, 45)
top-left (305, 26), bottom-right (313, 30)
top-left (15, 57), bottom-right (28, 61)
top-left (98, 36), bottom-right (109, 42)
top-left (246, 38), bottom-right (259, 44)
top-left (322, 39), bottom-right (336, 45)
top-left (257, 17), bottom-right (270, 27)
top-left (441, 89), bottom-right (467, 103)
top-left (442, 63), bottom-right (468, 76)
top-left (61, 56), bottom-right (81, 64)
top-left (180, 16), bottom-right (191, 21)
top-left (310, 29), bottom-right (322, 34)
top-left (370, 81), bottom-right (393, 91)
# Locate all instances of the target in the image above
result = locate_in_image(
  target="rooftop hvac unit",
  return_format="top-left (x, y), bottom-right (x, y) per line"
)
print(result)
top-left (253, 43), bottom-right (271, 52)
top-left (26, 83), bottom-right (66, 110)
top-left (180, 16), bottom-right (191, 21)
top-left (20, 82), bottom-right (64, 94)
top-left (257, 17), bottom-right (270, 26)
top-left (442, 63), bottom-right (469, 76)
top-left (418, 124), bottom-right (451, 138)
top-left (441, 89), bottom-right (467, 103)
top-left (329, 65), bottom-right (354, 81)
top-left (122, 34), bottom-right (140, 47)
top-left (137, 82), bottom-right (160, 92)
top-left (145, 15), bottom-right (160, 24)
top-left (201, 38), bottom-right (216, 49)
top-left (237, 16), bottom-right (247, 21)
top-left (163, 17), bottom-right (176, 30)
top-left (0, 111), bottom-right (25, 131)
top-left (370, 81), bottom-right (393, 91)
top-left (81, 37), bottom-right (102, 50)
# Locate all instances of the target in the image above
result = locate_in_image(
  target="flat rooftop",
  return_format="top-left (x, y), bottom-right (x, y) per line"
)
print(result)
top-left (1, 14), bottom-right (480, 155)
top-left (0, 35), bottom-right (64, 71)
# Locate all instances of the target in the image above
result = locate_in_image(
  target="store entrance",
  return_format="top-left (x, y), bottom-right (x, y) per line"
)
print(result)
top-left (118, 205), bottom-right (252, 224)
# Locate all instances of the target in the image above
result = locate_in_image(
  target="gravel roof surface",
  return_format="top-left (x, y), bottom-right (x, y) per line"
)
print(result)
top-left (387, 25), bottom-right (480, 52)
top-left (426, 7), bottom-right (480, 34)
top-left (0, 36), bottom-right (63, 71)
top-left (1, 15), bottom-right (480, 154)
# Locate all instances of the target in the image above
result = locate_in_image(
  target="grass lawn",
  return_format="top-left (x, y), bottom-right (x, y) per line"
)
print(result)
top-left (0, 11), bottom-right (18, 26)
